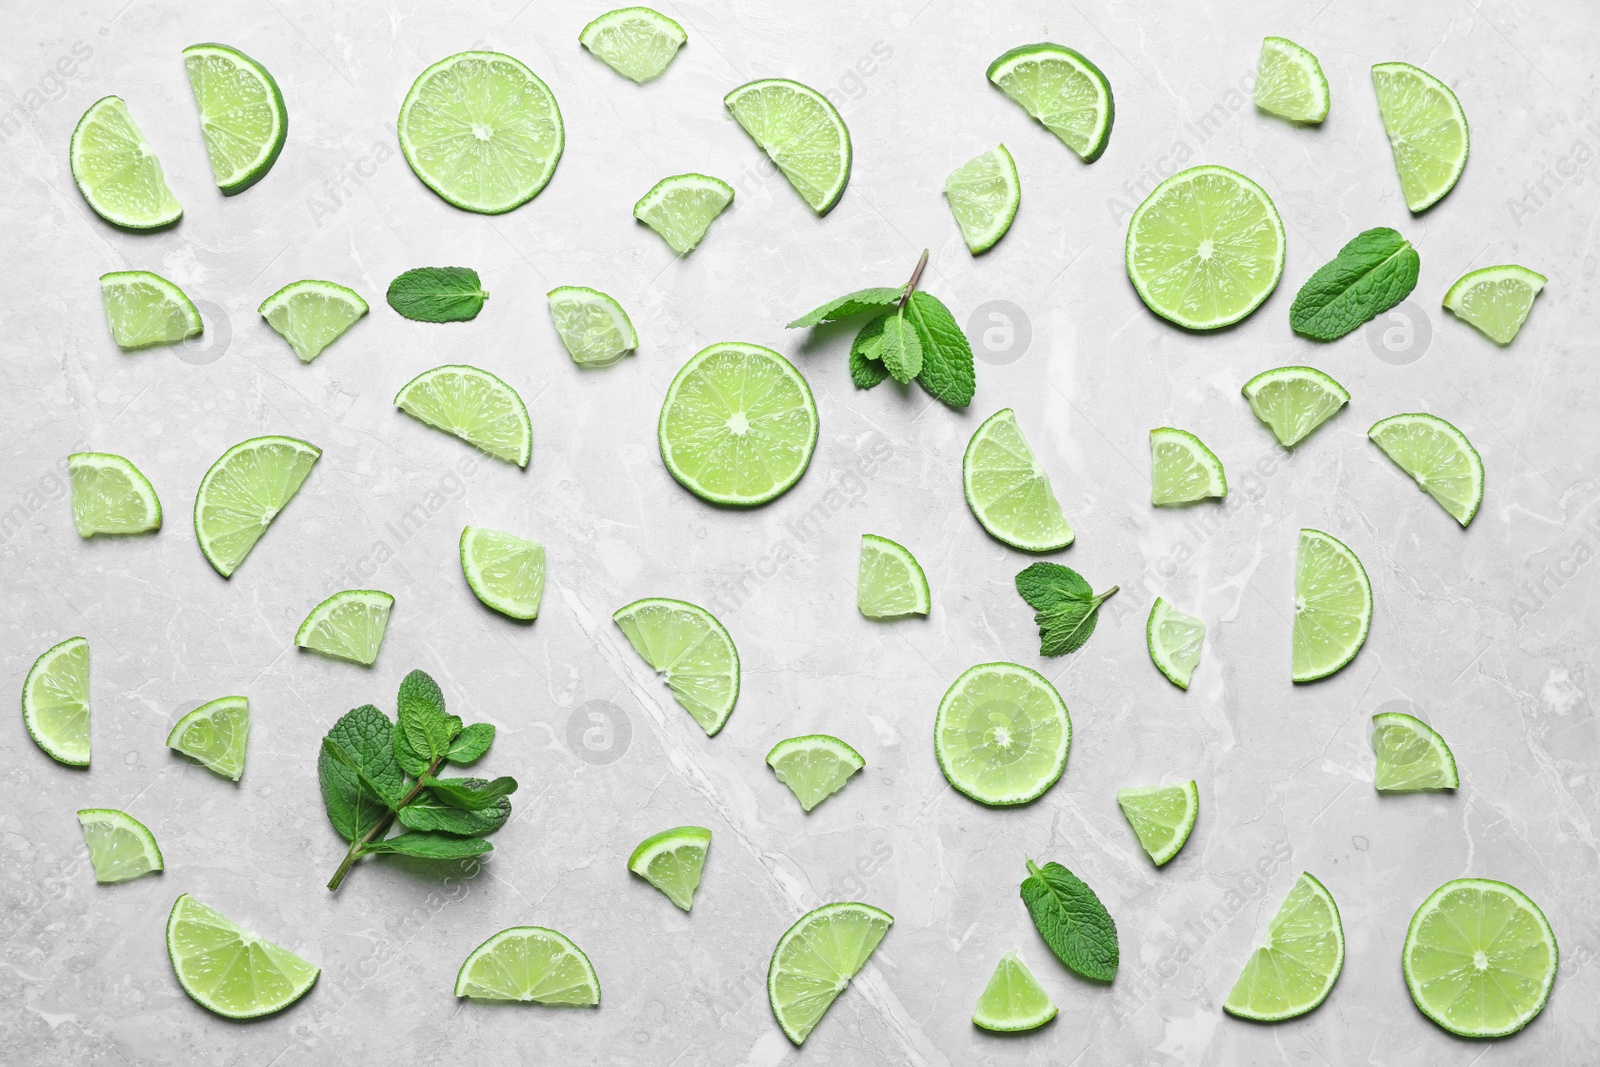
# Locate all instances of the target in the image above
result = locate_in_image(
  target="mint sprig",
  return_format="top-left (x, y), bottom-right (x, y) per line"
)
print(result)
top-left (1020, 858), bottom-right (1119, 982)
top-left (386, 267), bottom-right (489, 323)
top-left (1289, 227), bottom-right (1419, 341)
top-left (1015, 562), bottom-right (1118, 657)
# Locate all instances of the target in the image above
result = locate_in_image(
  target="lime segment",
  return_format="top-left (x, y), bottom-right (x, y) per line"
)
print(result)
top-left (857, 534), bottom-right (930, 619)
top-left (634, 173), bottom-right (734, 254)
top-left (100, 271), bottom-right (202, 350)
top-left (455, 926), bottom-right (600, 1003)
top-left (167, 696), bottom-right (250, 781)
top-left (167, 894), bottom-right (320, 1018)
top-left (579, 7), bottom-right (686, 83)
top-left (1146, 598), bottom-right (1204, 690)
top-left (934, 663), bottom-right (1071, 806)
top-left (768, 902), bottom-right (892, 1044)
top-left (1443, 264), bottom-right (1546, 345)
top-left (1292, 529), bottom-right (1372, 683)
top-left (766, 734), bottom-right (865, 812)
top-left (77, 809), bottom-right (163, 884)
top-left (194, 435), bottom-right (320, 578)
top-left (944, 144), bottom-right (1020, 254)
top-left (460, 526), bottom-right (545, 620)
top-left (986, 44), bottom-right (1114, 162)
top-left (1224, 872), bottom-right (1344, 1020)
top-left (182, 43), bottom-right (287, 193)
top-left (70, 96), bottom-right (182, 228)
top-left (725, 79), bottom-right (851, 214)
top-left (1150, 427), bottom-right (1226, 505)
top-left (68, 452), bottom-right (162, 536)
top-left (1254, 37), bottom-right (1329, 123)
top-left (395, 365), bottom-right (532, 468)
top-left (295, 589), bottom-right (394, 666)
top-left (1372, 62), bottom-right (1469, 213)
top-left (258, 280), bottom-right (368, 363)
top-left (628, 826), bottom-right (711, 911)
top-left (1116, 781), bottom-right (1199, 865)
top-left (963, 409), bottom-right (1074, 552)
top-left (1242, 365), bottom-right (1349, 448)
top-left (614, 598), bottom-right (739, 735)
top-left (972, 950), bottom-right (1057, 1032)
top-left (547, 286), bottom-right (638, 366)
top-left (1372, 711), bottom-right (1458, 792)
top-left (23, 636), bottom-right (90, 767)
top-left (1368, 412), bottom-right (1483, 527)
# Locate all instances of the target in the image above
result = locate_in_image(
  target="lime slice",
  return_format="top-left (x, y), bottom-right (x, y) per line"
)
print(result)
top-left (1293, 529), bottom-right (1371, 683)
top-left (1372, 711), bottom-right (1458, 792)
top-left (1372, 62), bottom-right (1469, 213)
top-left (579, 7), bottom-right (686, 83)
top-left (614, 598), bottom-right (739, 735)
top-left (1368, 412), bottom-right (1483, 527)
top-left (1146, 597), bottom-right (1204, 690)
top-left (68, 452), bottom-right (161, 537)
top-left (972, 950), bottom-right (1057, 1032)
top-left (1224, 872), bottom-right (1344, 1020)
top-left (100, 270), bottom-right (202, 350)
top-left (295, 589), bottom-right (394, 666)
top-left (768, 902), bottom-right (892, 1045)
top-left (1254, 37), bottom-right (1329, 123)
top-left (167, 894), bottom-right (320, 1018)
top-left (944, 144), bottom-right (1020, 254)
top-left (725, 79), bottom-right (852, 215)
top-left (1116, 780), bottom-right (1199, 866)
top-left (167, 695), bottom-right (250, 781)
top-left (1125, 165), bottom-right (1285, 330)
top-left (454, 926), bottom-right (600, 1004)
top-left (258, 280), bottom-right (368, 363)
top-left (23, 636), bottom-right (90, 767)
top-left (934, 662), bottom-right (1070, 806)
top-left (1443, 264), bottom-right (1546, 345)
top-left (766, 734), bottom-right (865, 812)
top-left (1403, 878), bottom-right (1557, 1038)
top-left (628, 825), bottom-right (711, 911)
top-left (1242, 365), bottom-right (1349, 448)
top-left (962, 409), bottom-right (1074, 552)
top-left (398, 51), bottom-right (564, 214)
top-left (857, 534), bottom-right (930, 619)
top-left (194, 435), bottom-right (321, 578)
top-left (461, 525), bottom-right (545, 620)
top-left (986, 44), bottom-right (1114, 162)
top-left (69, 96), bottom-right (182, 229)
top-left (658, 342), bottom-right (818, 506)
top-left (182, 43), bottom-right (287, 193)
top-left (395, 364), bottom-right (532, 468)
top-left (547, 286), bottom-right (638, 366)
top-left (77, 809), bottom-right (163, 884)
top-left (1150, 427), bottom-right (1226, 505)
top-left (634, 173), bottom-right (734, 254)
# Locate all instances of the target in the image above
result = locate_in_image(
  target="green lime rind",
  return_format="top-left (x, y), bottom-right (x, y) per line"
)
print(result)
top-left (166, 695), bottom-right (250, 781)
top-left (1442, 264), bottom-right (1547, 345)
top-left (68, 452), bottom-right (162, 537)
top-left (258, 279), bottom-right (368, 363)
top-left (613, 597), bottom-right (740, 735)
top-left (962, 408), bottom-right (1075, 552)
top-left (724, 79), bottom-right (851, 215)
top-left (768, 902), bottom-right (892, 1044)
top-left (1146, 597), bottom-right (1204, 690)
top-left (1372, 61), bottom-right (1469, 213)
top-left (1371, 711), bottom-right (1459, 792)
top-left (1149, 427), bottom-right (1227, 505)
top-left (70, 96), bottom-right (183, 229)
top-left (77, 808), bottom-right (163, 884)
top-left (182, 42), bottom-right (288, 194)
top-left (934, 662), bottom-right (1071, 806)
top-left (628, 825), bottom-right (711, 911)
top-left (1254, 36), bottom-right (1329, 124)
top-left (634, 173), bottom-right (735, 254)
top-left (454, 926), bottom-right (600, 1003)
top-left (1292, 528), bottom-right (1372, 684)
top-left (23, 636), bottom-right (91, 767)
top-left (1224, 872), bottom-right (1344, 1021)
top-left (766, 734), bottom-right (866, 812)
top-left (986, 43), bottom-right (1114, 162)
top-left (1116, 780), bottom-right (1199, 866)
top-left (167, 894), bottom-right (320, 1018)
top-left (1241, 365), bottom-right (1350, 448)
top-left (971, 950), bottom-right (1057, 1032)
top-left (193, 435), bottom-right (321, 578)
top-left (294, 589), bottom-right (394, 666)
top-left (394, 364), bottom-right (532, 468)
top-left (1367, 412), bottom-right (1484, 527)
top-left (857, 534), bottom-right (931, 619)
top-left (944, 144), bottom-right (1020, 254)
top-left (460, 526), bottom-right (545, 620)
top-left (579, 7), bottom-right (687, 83)
top-left (99, 271), bottom-right (202, 351)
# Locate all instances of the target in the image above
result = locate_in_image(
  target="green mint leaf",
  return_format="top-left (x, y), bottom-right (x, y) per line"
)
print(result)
top-left (425, 775), bottom-right (518, 810)
top-left (1036, 602), bottom-right (1099, 656)
top-left (397, 669), bottom-right (453, 761)
top-left (1015, 562), bottom-right (1093, 611)
top-left (386, 267), bottom-right (488, 323)
top-left (396, 780), bottom-right (511, 836)
top-left (1021, 858), bottom-right (1119, 982)
top-left (365, 833), bottom-right (494, 860)
top-left (318, 705), bottom-right (404, 841)
top-left (905, 293), bottom-right (975, 407)
top-left (786, 286), bottom-right (904, 328)
top-left (446, 723), bottom-right (496, 764)
top-left (393, 723), bottom-right (431, 778)
top-left (849, 313), bottom-right (891, 389)
top-left (877, 310), bottom-right (923, 383)
top-left (1289, 227), bottom-right (1419, 341)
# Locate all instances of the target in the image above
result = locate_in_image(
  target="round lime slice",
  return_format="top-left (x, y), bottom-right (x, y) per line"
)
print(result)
top-left (1146, 597), bottom-right (1204, 690)
top-left (768, 902), bottom-right (892, 1045)
top-left (167, 894), bottom-right (319, 1018)
top-left (1443, 264), bottom-right (1546, 345)
top-left (1368, 412), bottom-right (1484, 527)
top-left (167, 695), bottom-right (250, 781)
top-left (258, 280), bottom-right (368, 363)
top-left (23, 636), bottom-right (90, 767)
top-left (944, 144), bottom-right (1020, 254)
top-left (68, 452), bottom-right (161, 537)
top-left (547, 286), bottom-right (638, 366)
top-left (182, 43), bottom-right (287, 194)
top-left (628, 825), bottom-right (711, 911)
top-left (1372, 61), bottom-right (1469, 213)
top-left (295, 589), bottom-right (394, 666)
top-left (1150, 427), bottom-right (1226, 505)
top-left (394, 364), bottom-right (532, 468)
top-left (613, 597), bottom-right (739, 736)
top-left (1372, 711), bottom-right (1458, 792)
top-left (766, 734), bottom-right (865, 812)
top-left (460, 525), bottom-right (545, 621)
top-left (963, 408), bottom-right (1074, 552)
top-left (634, 172), bottom-right (735, 254)
top-left (455, 926), bottom-right (600, 1004)
top-left (972, 950), bottom-right (1057, 1032)
top-left (857, 534), bottom-right (931, 619)
top-left (1292, 529), bottom-right (1372, 683)
top-left (1116, 780), bottom-right (1199, 866)
top-left (986, 43), bottom-right (1114, 162)
top-left (934, 662), bottom-right (1070, 806)
top-left (99, 270), bottom-right (202, 351)
top-left (1254, 37), bottom-right (1329, 123)
top-left (70, 96), bottom-right (182, 229)
top-left (1224, 872), bottom-right (1344, 1021)
top-left (77, 808), bottom-right (163, 884)
top-left (1241, 365), bottom-right (1349, 448)
top-left (579, 7), bottom-right (686, 84)
top-left (725, 79), bottom-right (851, 215)
top-left (194, 435), bottom-right (321, 578)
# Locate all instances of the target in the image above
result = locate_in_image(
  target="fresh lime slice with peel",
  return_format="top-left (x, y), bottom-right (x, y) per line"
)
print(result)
top-left (658, 342), bottom-right (818, 506)
top-left (944, 144), bottom-right (1020, 254)
top-left (100, 271), bottom-right (202, 350)
top-left (634, 173), bottom-right (734, 254)
top-left (857, 534), bottom-right (930, 619)
top-left (628, 826), bottom-right (711, 911)
top-left (455, 926), bottom-right (600, 1004)
top-left (295, 589), bottom-right (394, 666)
top-left (1225, 872), bottom-right (1344, 1021)
top-left (68, 452), bottom-right (161, 536)
top-left (167, 696), bottom-right (250, 781)
top-left (1372, 712), bottom-right (1458, 792)
top-left (258, 280), bottom-right (368, 363)
top-left (963, 409), bottom-right (1074, 552)
top-left (167, 893), bottom-right (320, 1018)
top-left (395, 364), bottom-right (532, 468)
top-left (1146, 598), bottom-right (1204, 689)
top-left (935, 662), bottom-right (1070, 806)
top-left (547, 286), bottom-right (638, 366)
top-left (972, 950), bottom-right (1056, 1032)
top-left (1255, 37), bottom-right (1329, 123)
top-left (987, 44), bottom-right (1114, 162)
top-left (1368, 412), bottom-right (1483, 527)
top-left (766, 734), bottom-right (865, 812)
top-left (77, 809), bottom-right (163, 884)
top-left (194, 435), bottom-right (320, 578)
top-left (1443, 264), bottom-right (1546, 345)
top-left (1372, 62), bottom-right (1469, 213)
top-left (1242, 366), bottom-right (1349, 448)
top-left (1150, 427), bottom-right (1226, 505)
top-left (614, 598), bottom-right (739, 736)
top-left (768, 902), bottom-right (892, 1045)
top-left (70, 96), bottom-right (182, 229)
top-left (182, 43), bottom-right (287, 193)
top-left (23, 636), bottom-right (90, 767)
top-left (1293, 529), bottom-right (1371, 683)
top-left (1126, 165), bottom-right (1285, 330)
top-left (399, 51), bottom-right (564, 214)
top-left (579, 7), bottom-right (686, 83)
top-left (1117, 780), bottom-right (1199, 866)
top-left (725, 79), bottom-right (851, 214)
top-left (461, 526), bottom-right (545, 620)
top-left (1403, 878), bottom-right (1557, 1038)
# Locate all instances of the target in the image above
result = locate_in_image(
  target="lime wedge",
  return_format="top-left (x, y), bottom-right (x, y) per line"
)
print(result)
top-left (1116, 780), bottom-right (1199, 866)
top-left (628, 825), bottom-right (711, 911)
top-left (295, 589), bottom-right (394, 666)
top-left (972, 950), bottom-right (1057, 1032)
top-left (194, 435), bottom-right (320, 578)
top-left (167, 695), bottom-right (250, 781)
top-left (70, 96), bottom-right (182, 229)
top-left (1368, 412), bottom-right (1483, 527)
top-left (857, 534), bottom-right (930, 619)
top-left (1125, 165), bottom-right (1285, 330)
top-left (766, 734), bottom-right (865, 812)
top-left (963, 408), bottom-right (1074, 552)
top-left (579, 7), bottom-right (686, 83)
top-left (768, 902), bottom-right (892, 1045)
top-left (182, 43), bottom-right (287, 193)
top-left (1443, 264), bottom-right (1546, 345)
top-left (77, 809), bottom-right (163, 884)
top-left (23, 636), bottom-right (90, 767)
top-left (658, 342), bottom-right (818, 506)
top-left (613, 597), bottom-right (739, 735)
top-left (398, 51), bottom-right (564, 214)
top-left (258, 280), bottom-right (368, 363)
top-left (1242, 365), bottom-right (1349, 448)
top-left (167, 894), bottom-right (320, 1018)
top-left (934, 662), bottom-right (1070, 806)
top-left (395, 364), bottom-right (531, 468)
top-left (1146, 597), bottom-right (1204, 690)
top-left (1150, 427), bottom-right (1226, 505)
top-left (68, 452), bottom-right (161, 536)
top-left (1293, 529), bottom-right (1372, 683)
top-left (986, 44), bottom-right (1114, 162)
top-left (1254, 37), bottom-right (1329, 123)
top-left (1372, 711), bottom-right (1458, 792)
top-left (461, 526), bottom-right (545, 620)
top-left (725, 79), bottom-right (851, 214)
top-left (100, 270), bottom-right (201, 350)
top-left (1225, 872), bottom-right (1344, 1021)
top-left (455, 926), bottom-right (600, 1004)
top-left (634, 173), bottom-right (734, 254)
top-left (944, 144), bottom-right (1020, 254)
top-left (547, 286), bottom-right (638, 366)
top-left (1403, 879), bottom-right (1557, 1038)
top-left (1372, 62), bottom-right (1469, 213)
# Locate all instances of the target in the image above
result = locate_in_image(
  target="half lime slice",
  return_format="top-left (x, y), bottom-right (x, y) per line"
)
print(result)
top-left (944, 144), bottom-right (1020, 254)
top-left (614, 597), bottom-right (739, 736)
top-left (1146, 597), bottom-right (1204, 690)
top-left (455, 926), bottom-right (600, 1004)
top-left (1254, 37), bottom-right (1329, 123)
top-left (634, 173), bottom-right (734, 254)
top-left (167, 695), bottom-right (250, 781)
top-left (986, 44), bottom-right (1114, 162)
top-left (1368, 412), bottom-right (1483, 527)
top-left (725, 79), bottom-right (851, 214)
top-left (1241, 365), bottom-right (1349, 448)
top-left (766, 734), bottom-right (865, 812)
top-left (1292, 529), bottom-right (1372, 683)
top-left (167, 894), bottom-right (320, 1018)
top-left (194, 435), bottom-right (321, 577)
top-left (547, 286), bottom-right (638, 366)
top-left (1224, 872), bottom-right (1344, 1021)
top-left (768, 902), bottom-right (892, 1045)
top-left (857, 534), bottom-right (930, 619)
top-left (1372, 61), bottom-right (1469, 213)
top-left (70, 96), bottom-right (182, 229)
top-left (77, 809), bottom-right (163, 884)
top-left (1443, 264), bottom-right (1546, 345)
top-left (972, 950), bottom-right (1056, 1032)
top-left (258, 280), bottom-right (368, 363)
top-left (295, 589), bottom-right (394, 666)
top-left (934, 662), bottom-right (1070, 806)
top-left (579, 7), bottom-right (686, 83)
top-left (461, 526), bottom-right (545, 621)
top-left (1116, 781), bottom-right (1199, 866)
top-left (182, 43), bottom-right (287, 193)
top-left (68, 452), bottom-right (161, 536)
top-left (1150, 427), bottom-right (1226, 505)
top-left (628, 825), bottom-right (711, 911)
top-left (395, 364), bottom-right (532, 468)
top-left (1372, 711), bottom-right (1458, 792)
top-left (23, 636), bottom-right (90, 767)
top-left (100, 271), bottom-right (201, 350)
top-left (963, 408), bottom-right (1074, 552)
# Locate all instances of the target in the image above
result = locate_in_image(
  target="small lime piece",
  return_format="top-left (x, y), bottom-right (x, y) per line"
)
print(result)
top-left (944, 144), bottom-right (1020, 254)
top-left (70, 96), bottom-right (183, 229)
top-left (972, 951), bottom-right (1056, 1032)
top-left (1150, 427), bottom-right (1226, 505)
top-left (628, 826), bottom-right (712, 911)
top-left (194, 435), bottom-right (321, 578)
top-left (857, 534), bottom-right (930, 619)
top-left (1368, 412), bottom-right (1484, 527)
top-left (934, 662), bottom-right (1071, 806)
top-left (23, 636), bottom-right (90, 767)
top-left (1443, 264), bottom-right (1546, 345)
top-left (295, 590), bottom-right (394, 666)
top-left (167, 696), bottom-right (250, 781)
top-left (68, 452), bottom-right (161, 536)
top-left (1372, 61), bottom-right (1469, 213)
top-left (258, 280), bottom-right (368, 363)
top-left (182, 43), bottom-right (287, 193)
top-left (77, 809), bottom-right (163, 884)
top-left (100, 271), bottom-right (202, 350)
top-left (986, 44), bottom-right (1114, 162)
top-left (579, 7), bottom-right (686, 83)
top-left (167, 894), bottom-right (320, 1018)
top-left (1242, 365), bottom-right (1350, 448)
top-left (614, 598), bottom-right (740, 736)
top-left (768, 902), bottom-right (892, 1045)
top-left (725, 79), bottom-right (851, 214)
top-left (455, 926), bottom-right (600, 1004)
top-left (1116, 780), bottom-right (1199, 866)
top-left (1254, 37), bottom-right (1329, 123)
top-left (547, 286), bottom-right (638, 366)
top-left (634, 173), bottom-right (734, 254)
top-left (1224, 872), bottom-right (1344, 1021)
top-left (395, 364), bottom-right (532, 468)
top-left (962, 408), bottom-right (1074, 552)
top-left (1146, 597), bottom-right (1204, 689)
top-left (1293, 529), bottom-right (1372, 683)
top-left (1371, 711), bottom-right (1458, 792)
top-left (766, 734), bottom-right (865, 812)
top-left (460, 526), bottom-right (545, 621)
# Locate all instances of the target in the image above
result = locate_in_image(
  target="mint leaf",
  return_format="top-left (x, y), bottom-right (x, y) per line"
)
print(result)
top-left (849, 313), bottom-right (891, 389)
top-left (393, 723), bottom-right (430, 777)
top-left (318, 705), bottom-right (404, 841)
top-left (1036, 602), bottom-right (1101, 656)
top-left (386, 267), bottom-right (488, 323)
top-left (905, 293), bottom-right (975, 407)
top-left (1021, 858), bottom-right (1119, 982)
top-left (446, 723), bottom-right (496, 764)
top-left (365, 833), bottom-right (494, 860)
top-left (786, 286), bottom-right (904, 328)
top-left (1014, 563), bottom-right (1116, 657)
top-left (877, 310), bottom-right (923, 383)
top-left (396, 781), bottom-right (511, 835)
top-left (1015, 562), bottom-right (1093, 611)
top-left (425, 775), bottom-right (518, 810)
top-left (397, 669), bottom-right (454, 761)
top-left (1289, 228), bottom-right (1419, 341)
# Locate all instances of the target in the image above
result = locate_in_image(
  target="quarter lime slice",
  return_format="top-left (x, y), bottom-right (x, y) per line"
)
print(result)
top-left (1254, 37), bottom-right (1329, 123)
top-left (613, 598), bottom-right (739, 736)
top-left (972, 950), bottom-right (1056, 1032)
top-left (1125, 165), bottom-right (1285, 330)
top-left (1146, 597), bottom-right (1204, 690)
top-left (1224, 872), bottom-right (1344, 1021)
top-left (77, 809), bottom-right (163, 884)
top-left (634, 173), bottom-right (734, 254)
top-left (934, 662), bottom-right (1070, 806)
top-left (962, 408), bottom-right (1074, 552)
top-left (1443, 264), bottom-right (1546, 345)
top-left (100, 271), bottom-right (202, 350)
top-left (1242, 365), bottom-right (1349, 448)
top-left (857, 534), bottom-right (930, 619)
top-left (768, 902), bottom-right (892, 1045)
top-left (167, 894), bottom-right (320, 1018)
top-left (68, 452), bottom-right (161, 536)
top-left (766, 734), bottom-right (865, 812)
top-left (70, 96), bottom-right (182, 229)
top-left (547, 286), bottom-right (638, 366)
top-left (194, 435), bottom-right (321, 578)
top-left (628, 826), bottom-right (711, 911)
top-left (461, 526), bottom-right (545, 621)
top-left (1372, 711), bottom-right (1458, 792)
top-left (455, 926), bottom-right (600, 1004)
top-left (986, 44), bottom-right (1114, 162)
top-left (1372, 62), bottom-right (1469, 213)
top-left (725, 79), bottom-right (852, 214)
top-left (258, 280), bottom-right (368, 363)
top-left (398, 51), bottom-right (564, 214)
top-left (944, 144), bottom-right (1020, 254)
top-left (1116, 780), bottom-right (1199, 866)
top-left (579, 7), bottom-right (686, 83)
top-left (1150, 427), bottom-right (1226, 505)
top-left (23, 636), bottom-right (90, 767)
top-left (1368, 412), bottom-right (1483, 527)
top-left (295, 590), bottom-right (394, 666)
top-left (395, 364), bottom-right (532, 468)
top-left (182, 43), bottom-right (287, 193)
top-left (167, 695), bottom-right (250, 781)
top-left (1292, 529), bottom-right (1372, 683)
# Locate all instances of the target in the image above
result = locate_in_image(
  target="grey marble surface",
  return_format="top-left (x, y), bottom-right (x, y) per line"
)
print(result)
top-left (3, 0), bottom-right (1598, 1063)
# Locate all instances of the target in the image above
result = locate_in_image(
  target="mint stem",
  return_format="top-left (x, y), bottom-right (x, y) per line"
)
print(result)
top-left (899, 249), bottom-right (930, 310)
top-left (1093, 585), bottom-right (1120, 608)
top-left (326, 752), bottom-right (448, 892)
